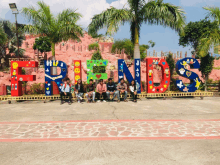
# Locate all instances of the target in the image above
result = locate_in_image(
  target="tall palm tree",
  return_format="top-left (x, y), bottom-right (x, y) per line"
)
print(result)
top-left (198, 7), bottom-right (220, 57)
top-left (22, 1), bottom-right (84, 73)
top-left (88, 0), bottom-right (186, 59)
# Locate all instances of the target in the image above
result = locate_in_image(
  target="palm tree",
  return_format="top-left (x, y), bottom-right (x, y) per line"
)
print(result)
top-left (198, 7), bottom-right (220, 57)
top-left (0, 20), bottom-right (25, 57)
top-left (0, 24), bottom-right (7, 69)
top-left (88, 0), bottom-right (186, 60)
top-left (22, 1), bottom-right (84, 74)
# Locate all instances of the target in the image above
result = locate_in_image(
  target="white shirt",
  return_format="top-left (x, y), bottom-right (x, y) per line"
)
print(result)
top-left (61, 83), bottom-right (71, 93)
top-left (129, 86), bottom-right (137, 92)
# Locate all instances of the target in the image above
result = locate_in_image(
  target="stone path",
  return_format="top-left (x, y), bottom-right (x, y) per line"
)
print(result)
top-left (1, 119), bottom-right (220, 142)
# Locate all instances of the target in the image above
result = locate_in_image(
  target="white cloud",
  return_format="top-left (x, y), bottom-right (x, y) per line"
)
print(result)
top-left (180, 0), bottom-right (220, 7)
top-left (0, 0), bottom-right (130, 28)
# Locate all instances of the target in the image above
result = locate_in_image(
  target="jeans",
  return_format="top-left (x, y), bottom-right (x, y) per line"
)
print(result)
top-left (118, 90), bottom-right (127, 100)
top-left (75, 92), bottom-right (84, 101)
top-left (130, 92), bottom-right (137, 101)
top-left (106, 91), bottom-right (119, 100)
top-left (60, 92), bottom-right (72, 102)
top-left (96, 92), bottom-right (107, 100)
top-left (85, 92), bottom-right (95, 101)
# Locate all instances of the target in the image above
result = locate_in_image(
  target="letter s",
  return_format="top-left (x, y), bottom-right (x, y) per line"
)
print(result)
top-left (175, 58), bottom-right (201, 92)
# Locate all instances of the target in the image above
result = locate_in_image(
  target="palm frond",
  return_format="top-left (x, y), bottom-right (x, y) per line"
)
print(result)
top-left (198, 28), bottom-right (220, 57)
top-left (22, 1), bottom-right (84, 45)
top-left (88, 7), bottom-right (134, 36)
top-left (141, 0), bottom-right (186, 34)
top-left (203, 6), bottom-right (220, 25)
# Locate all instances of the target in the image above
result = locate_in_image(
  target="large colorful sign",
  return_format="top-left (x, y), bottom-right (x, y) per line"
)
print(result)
top-left (146, 58), bottom-right (170, 93)
top-left (175, 58), bottom-right (201, 92)
top-left (11, 61), bottom-right (38, 96)
top-left (86, 60), bottom-right (108, 83)
top-left (44, 60), bottom-right (67, 95)
top-left (118, 59), bottom-right (141, 93)
top-left (10, 57), bottom-right (204, 97)
top-left (73, 60), bottom-right (82, 84)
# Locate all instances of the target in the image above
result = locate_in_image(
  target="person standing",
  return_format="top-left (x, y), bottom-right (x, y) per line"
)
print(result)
top-left (106, 78), bottom-right (118, 101)
top-left (86, 79), bottom-right (96, 103)
top-left (96, 79), bottom-right (107, 102)
top-left (75, 79), bottom-right (84, 103)
top-left (117, 78), bottom-right (128, 102)
top-left (129, 80), bottom-right (137, 102)
top-left (60, 78), bottom-right (72, 105)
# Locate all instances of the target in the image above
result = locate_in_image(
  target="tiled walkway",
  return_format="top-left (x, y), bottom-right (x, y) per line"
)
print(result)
top-left (1, 119), bottom-right (220, 142)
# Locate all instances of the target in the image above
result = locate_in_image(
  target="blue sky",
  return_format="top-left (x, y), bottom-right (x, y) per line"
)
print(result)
top-left (1, 0), bottom-right (220, 56)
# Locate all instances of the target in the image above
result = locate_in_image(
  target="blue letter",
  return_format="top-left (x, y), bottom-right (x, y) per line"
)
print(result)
top-left (175, 58), bottom-right (201, 92)
top-left (118, 59), bottom-right (141, 93)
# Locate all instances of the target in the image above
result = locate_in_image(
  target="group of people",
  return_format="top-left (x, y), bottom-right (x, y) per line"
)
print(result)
top-left (60, 78), bottom-right (138, 105)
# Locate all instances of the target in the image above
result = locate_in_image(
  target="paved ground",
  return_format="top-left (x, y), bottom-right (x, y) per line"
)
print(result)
top-left (0, 97), bottom-right (220, 164)
top-left (1, 120), bottom-right (220, 141)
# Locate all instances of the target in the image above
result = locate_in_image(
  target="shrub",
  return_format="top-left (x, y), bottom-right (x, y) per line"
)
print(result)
top-left (170, 78), bottom-right (179, 91)
top-left (27, 83), bottom-right (45, 94)
top-left (88, 42), bottom-right (99, 51)
top-left (91, 51), bottom-right (106, 73)
top-left (141, 81), bottom-right (146, 91)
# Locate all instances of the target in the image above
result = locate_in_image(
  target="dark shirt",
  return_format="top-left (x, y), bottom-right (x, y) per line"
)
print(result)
top-left (107, 82), bottom-right (116, 92)
top-left (75, 84), bottom-right (84, 93)
top-left (87, 84), bottom-right (95, 92)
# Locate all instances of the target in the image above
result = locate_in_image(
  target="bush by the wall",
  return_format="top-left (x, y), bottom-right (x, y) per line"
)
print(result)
top-left (27, 83), bottom-right (45, 94)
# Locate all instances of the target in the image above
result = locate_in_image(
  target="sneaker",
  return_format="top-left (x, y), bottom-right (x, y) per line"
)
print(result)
top-left (80, 97), bottom-right (83, 100)
top-left (103, 100), bottom-right (106, 102)
top-left (97, 100), bottom-right (100, 103)
top-left (78, 101), bottom-right (80, 103)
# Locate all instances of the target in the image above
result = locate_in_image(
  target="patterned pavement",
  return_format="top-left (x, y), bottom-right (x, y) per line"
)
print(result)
top-left (1, 119), bottom-right (220, 142)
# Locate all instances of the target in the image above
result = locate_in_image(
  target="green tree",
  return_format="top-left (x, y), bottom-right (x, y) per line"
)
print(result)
top-left (111, 39), bottom-right (155, 60)
top-left (33, 36), bottom-right (51, 60)
top-left (91, 51), bottom-right (105, 73)
top-left (22, 1), bottom-right (83, 74)
top-left (0, 25), bottom-right (7, 69)
top-left (88, 42), bottom-right (99, 51)
top-left (88, 0), bottom-right (185, 61)
top-left (0, 20), bottom-right (25, 57)
top-left (0, 25), bottom-right (7, 46)
top-left (0, 24), bottom-right (7, 55)
top-left (199, 53), bottom-right (215, 91)
top-left (111, 39), bottom-right (134, 57)
top-left (166, 53), bottom-right (175, 91)
top-left (179, 19), bottom-right (218, 57)
top-left (197, 7), bottom-right (220, 57)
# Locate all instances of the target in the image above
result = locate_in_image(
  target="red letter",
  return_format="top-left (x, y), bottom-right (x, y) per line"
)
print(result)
top-left (146, 58), bottom-right (170, 93)
top-left (11, 61), bottom-right (38, 96)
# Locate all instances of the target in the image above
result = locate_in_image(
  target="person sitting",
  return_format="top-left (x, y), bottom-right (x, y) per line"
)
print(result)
top-left (117, 78), bottom-right (128, 102)
top-left (85, 79), bottom-right (96, 103)
top-left (96, 79), bottom-right (107, 102)
top-left (60, 78), bottom-right (72, 105)
top-left (74, 79), bottom-right (84, 103)
top-left (129, 80), bottom-right (137, 102)
top-left (106, 78), bottom-right (118, 101)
